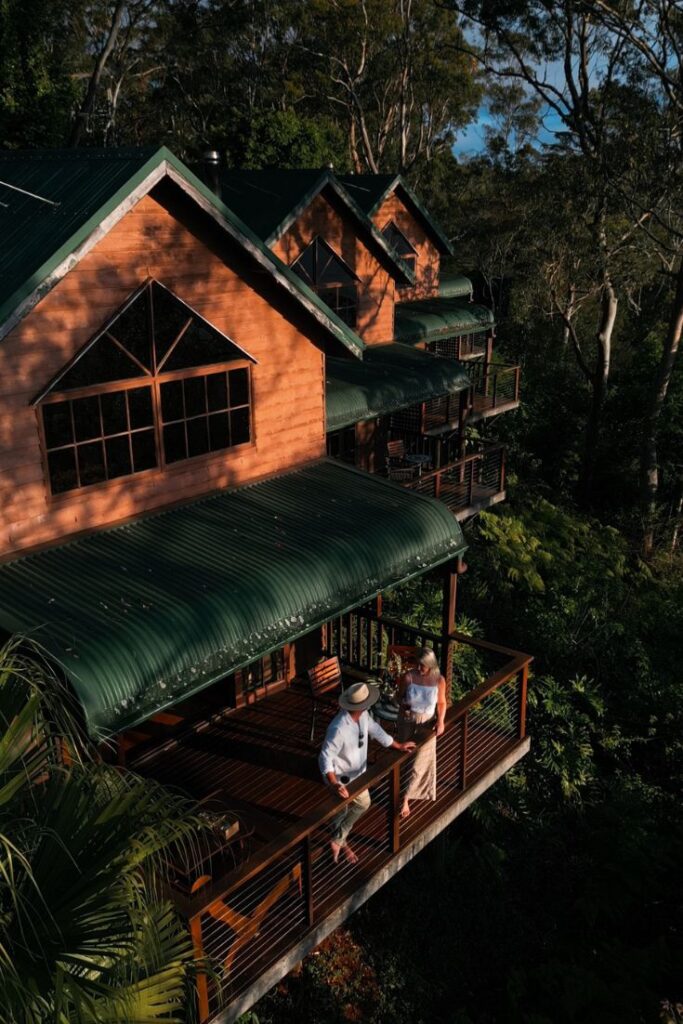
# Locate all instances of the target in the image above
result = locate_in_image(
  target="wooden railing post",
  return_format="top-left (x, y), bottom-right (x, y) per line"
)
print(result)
top-left (518, 664), bottom-right (529, 739)
top-left (390, 762), bottom-right (401, 853)
top-left (461, 713), bottom-right (469, 790)
top-left (491, 369), bottom-right (498, 408)
top-left (303, 835), bottom-right (315, 927)
top-left (466, 459), bottom-right (474, 507)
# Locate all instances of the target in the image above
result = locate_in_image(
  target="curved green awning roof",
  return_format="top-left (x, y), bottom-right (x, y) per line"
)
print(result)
top-left (439, 272), bottom-right (473, 300)
top-left (0, 461), bottom-right (465, 738)
top-left (395, 297), bottom-right (494, 345)
top-left (326, 343), bottom-right (471, 432)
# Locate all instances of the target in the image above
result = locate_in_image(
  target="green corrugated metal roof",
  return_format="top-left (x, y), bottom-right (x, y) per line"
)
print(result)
top-left (0, 148), bottom-right (365, 358)
top-left (326, 344), bottom-right (471, 431)
top-left (0, 460), bottom-right (465, 738)
top-left (395, 298), bottom-right (494, 345)
top-left (338, 173), bottom-right (453, 255)
top-left (220, 168), bottom-right (414, 286)
top-left (439, 272), bottom-right (473, 299)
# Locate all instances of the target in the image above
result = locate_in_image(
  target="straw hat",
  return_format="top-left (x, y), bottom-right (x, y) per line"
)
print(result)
top-left (339, 681), bottom-right (380, 712)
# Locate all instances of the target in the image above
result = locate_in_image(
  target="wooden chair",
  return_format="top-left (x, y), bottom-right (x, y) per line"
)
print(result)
top-left (386, 439), bottom-right (418, 482)
top-left (307, 655), bottom-right (343, 742)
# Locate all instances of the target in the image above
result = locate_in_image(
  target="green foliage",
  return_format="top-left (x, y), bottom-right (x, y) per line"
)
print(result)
top-left (0, 637), bottom-right (202, 1022)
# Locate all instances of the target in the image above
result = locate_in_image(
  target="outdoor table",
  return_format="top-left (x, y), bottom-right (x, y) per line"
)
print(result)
top-left (403, 452), bottom-right (432, 476)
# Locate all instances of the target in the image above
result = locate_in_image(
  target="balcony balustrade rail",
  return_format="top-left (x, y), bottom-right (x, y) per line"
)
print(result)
top-left (184, 612), bottom-right (531, 1022)
top-left (469, 361), bottom-right (521, 416)
top-left (403, 444), bottom-right (505, 518)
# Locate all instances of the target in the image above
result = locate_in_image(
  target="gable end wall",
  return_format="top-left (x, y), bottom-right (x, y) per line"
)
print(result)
top-left (0, 192), bottom-right (326, 558)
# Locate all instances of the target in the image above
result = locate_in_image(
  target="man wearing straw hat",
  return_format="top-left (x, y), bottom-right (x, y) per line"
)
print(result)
top-left (319, 680), bottom-right (416, 865)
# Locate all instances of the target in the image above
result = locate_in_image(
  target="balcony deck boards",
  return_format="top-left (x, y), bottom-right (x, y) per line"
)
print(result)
top-left (129, 613), bottom-right (531, 1024)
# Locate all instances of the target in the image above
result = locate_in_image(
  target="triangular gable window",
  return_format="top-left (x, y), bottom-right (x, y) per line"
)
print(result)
top-left (43, 280), bottom-right (251, 396)
top-left (382, 221), bottom-right (417, 276)
top-left (36, 281), bottom-right (255, 496)
top-left (292, 238), bottom-right (358, 328)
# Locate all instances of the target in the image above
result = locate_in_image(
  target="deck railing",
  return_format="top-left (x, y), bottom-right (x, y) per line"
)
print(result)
top-left (468, 361), bottom-right (521, 416)
top-left (432, 332), bottom-right (488, 361)
top-left (403, 443), bottom-right (505, 517)
top-left (183, 614), bottom-right (531, 1021)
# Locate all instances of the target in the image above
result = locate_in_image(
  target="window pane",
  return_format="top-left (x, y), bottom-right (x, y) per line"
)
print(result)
top-left (187, 417), bottom-right (209, 458)
top-left (229, 368), bottom-right (249, 408)
top-left (128, 386), bottom-right (153, 428)
top-left (77, 441), bottom-right (106, 486)
top-left (43, 402), bottom-right (73, 449)
top-left (151, 282), bottom-right (193, 366)
top-left (163, 422), bottom-right (187, 464)
top-left (105, 435), bottom-right (132, 479)
top-left (183, 375), bottom-right (206, 417)
top-left (164, 320), bottom-right (233, 372)
top-left (131, 429), bottom-right (157, 472)
top-left (58, 336), bottom-right (145, 390)
top-left (160, 379), bottom-right (184, 422)
top-left (230, 407), bottom-right (250, 446)
top-left (206, 372), bottom-right (228, 412)
top-left (100, 391), bottom-right (128, 436)
top-left (208, 412), bottom-right (230, 451)
top-left (47, 448), bottom-right (78, 494)
top-left (108, 291), bottom-right (152, 371)
top-left (73, 396), bottom-right (101, 441)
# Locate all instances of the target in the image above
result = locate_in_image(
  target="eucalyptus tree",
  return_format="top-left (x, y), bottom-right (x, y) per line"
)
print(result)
top-left (452, 0), bottom-right (659, 505)
top-left (0, 636), bottom-right (204, 1022)
top-left (292, 0), bottom-right (481, 174)
top-left (575, 0), bottom-right (683, 553)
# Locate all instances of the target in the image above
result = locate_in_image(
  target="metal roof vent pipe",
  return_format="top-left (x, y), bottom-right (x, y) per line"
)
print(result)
top-left (201, 149), bottom-right (222, 200)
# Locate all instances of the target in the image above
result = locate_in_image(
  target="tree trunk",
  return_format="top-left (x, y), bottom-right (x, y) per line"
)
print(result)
top-left (640, 259), bottom-right (683, 558)
top-left (562, 284), bottom-right (576, 348)
top-left (69, 0), bottom-right (127, 147)
top-left (580, 277), bottom-right (617, 506)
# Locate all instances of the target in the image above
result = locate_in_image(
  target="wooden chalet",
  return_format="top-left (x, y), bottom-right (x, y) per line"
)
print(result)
top-left (0, 148), bottom-right (531, 1022)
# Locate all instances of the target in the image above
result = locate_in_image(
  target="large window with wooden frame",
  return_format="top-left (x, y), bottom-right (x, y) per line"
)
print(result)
top-left (291, 237), bottom-right (358, 328)
top-left (36, 280), bottom-right (254, 497)
top-left (381, 221), bottom-right (417, 277)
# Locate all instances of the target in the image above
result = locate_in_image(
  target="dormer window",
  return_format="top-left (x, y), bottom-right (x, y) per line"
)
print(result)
top-left (291, 237), bottom-right (358, 328)
top-left (382, 221), bottom-right (417, 276)
top-left (35, 281), bottom-right (254, 496)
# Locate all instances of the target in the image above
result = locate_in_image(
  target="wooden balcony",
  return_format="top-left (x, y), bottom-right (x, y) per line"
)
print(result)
top-left (404, 443), bottom-right (506, 520)
top-left (432, 332), bottom-right (488, 361)
top-left (469, 361), bottom-right (521, 421)
top-left (132, 610), bottom-right (531, 1023)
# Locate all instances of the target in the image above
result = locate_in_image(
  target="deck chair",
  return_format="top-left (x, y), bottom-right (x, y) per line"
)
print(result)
top-left (386, 439), bottom-right (418, 482)
top-left (307, 656), bottom-right (343, 743)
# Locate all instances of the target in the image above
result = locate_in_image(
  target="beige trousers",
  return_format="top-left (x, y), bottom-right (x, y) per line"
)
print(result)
top-left (331, 787), bottom-right (371, 846)
top-left (404, 711), bottom-right (437, 802)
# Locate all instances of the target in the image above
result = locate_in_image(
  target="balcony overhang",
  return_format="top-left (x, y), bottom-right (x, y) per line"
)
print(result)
top-left (395, 297), bottom-right (494, 346)
top-left (0, 460), bottom-right (465, 738)
top-left (326, 343), bottom-right (471, 432)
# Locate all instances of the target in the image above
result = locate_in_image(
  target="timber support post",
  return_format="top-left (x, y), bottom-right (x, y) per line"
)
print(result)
top-left (440, 559), bottom-right (458, 689)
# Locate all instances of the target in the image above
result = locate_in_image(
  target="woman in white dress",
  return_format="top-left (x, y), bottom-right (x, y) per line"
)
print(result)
top-left (397, 648), bottom-right (447, 819)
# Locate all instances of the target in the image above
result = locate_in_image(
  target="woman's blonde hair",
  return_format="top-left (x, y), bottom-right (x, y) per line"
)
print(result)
top-left (417, 647), bottom-right (440, 680)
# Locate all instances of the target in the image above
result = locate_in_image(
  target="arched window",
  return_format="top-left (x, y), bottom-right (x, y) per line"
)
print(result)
top-left (291, 237), bottom-right (358, 328)
top-left (382, 221), bottom-right (417, 276)
top-left (36, 280), bottom-right (254, 496)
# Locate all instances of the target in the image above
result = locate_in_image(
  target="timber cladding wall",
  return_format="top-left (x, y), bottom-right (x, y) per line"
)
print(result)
top-left (271, 190), bottom-right (395, 345)
top-left (372, 192), bottom-right (441, 302)
top-left (0, 188), bottom-right (327, 558)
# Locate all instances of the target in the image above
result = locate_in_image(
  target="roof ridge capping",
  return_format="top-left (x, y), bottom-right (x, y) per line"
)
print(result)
top-left (0, 145), bottom-right (365, 359)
